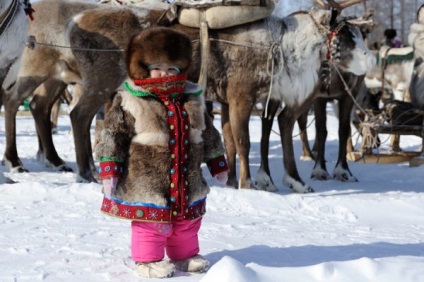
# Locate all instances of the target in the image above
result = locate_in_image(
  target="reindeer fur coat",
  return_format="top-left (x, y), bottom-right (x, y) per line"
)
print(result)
top-left (409, 22), bottom-right (424, 109)
top-left (96, 79), bottom-right (228, 223)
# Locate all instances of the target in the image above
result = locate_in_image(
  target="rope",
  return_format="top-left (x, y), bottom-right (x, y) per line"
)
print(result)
top-left (208, 38), bottom-right (270, 50)
top-left (330, 60), bottom-right (370, 118)
top-left (328, 61), bottom-right (385, 150)
top-left (26, 36), bottom-right (125, 52)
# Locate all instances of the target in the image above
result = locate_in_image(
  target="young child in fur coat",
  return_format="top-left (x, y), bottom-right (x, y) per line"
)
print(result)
top-left (95, 27), bottom-right (228, 278)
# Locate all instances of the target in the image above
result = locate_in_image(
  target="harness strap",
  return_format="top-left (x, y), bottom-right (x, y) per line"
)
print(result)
top-left (198, 12), bottom-right (209, 91)
top-left (0, 0), bottom-right (19, 37)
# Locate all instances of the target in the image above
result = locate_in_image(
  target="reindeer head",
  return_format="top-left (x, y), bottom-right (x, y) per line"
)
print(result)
top-left (316, 0), bottom-right (376, 76)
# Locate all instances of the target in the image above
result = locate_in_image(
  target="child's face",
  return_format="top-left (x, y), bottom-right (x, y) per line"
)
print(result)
top-left (148, 63), bottom-right (180, 78)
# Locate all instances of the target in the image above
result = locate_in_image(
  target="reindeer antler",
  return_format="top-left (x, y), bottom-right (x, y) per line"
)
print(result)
top-left (316, 0), bottom-right (365, 13)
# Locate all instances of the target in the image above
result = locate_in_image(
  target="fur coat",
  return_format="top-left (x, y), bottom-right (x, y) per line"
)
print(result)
top-left (96, 78), bottom-right (228, 222)
top-left (409, 23), bottom-right (424, 109)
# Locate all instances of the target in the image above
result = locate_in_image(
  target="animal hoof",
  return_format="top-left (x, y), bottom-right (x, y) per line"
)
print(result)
top-left (305, 187), bottom-right (315, 193)
top-left (226, 178), bottom-right (238, 189)
top-left (283, 174), bottom-right (314, 193)
top-left (76, 174), bottom-right (98, 183)
top-left (239, 179), bottom-right (257, 190)
top-left (333, 170), bottom-right (357, 182)
top-left (14, 167), bottom-right (29, 173)
top-left (255, 168), bottom-right (278, 192)
top-left (311, 167), bottom-right (332, 181)
top-left (57, 165), bottom-right (73, 172)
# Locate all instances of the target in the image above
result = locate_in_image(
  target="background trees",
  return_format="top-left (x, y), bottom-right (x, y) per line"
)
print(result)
top-left (275, 0), bottom-right (420, 48)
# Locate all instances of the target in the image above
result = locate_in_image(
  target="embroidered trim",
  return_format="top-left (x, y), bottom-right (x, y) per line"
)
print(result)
top-left (99, 161), bottom-right (124, 179)
top-left (101, 197), bottom-right (206, 222)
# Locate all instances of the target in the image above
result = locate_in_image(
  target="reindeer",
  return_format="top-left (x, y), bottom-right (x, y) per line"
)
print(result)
top-left (0, 0), bottom-right (33, 184)
top-left (257, 2), bottom-right (376, 191)
top-left (2, 0), bottom-right (100, 176)
top-left (258, 71), bottom-right (365, 192)
top-left (0, 0), bottom-right (30, 93)
top-left (5, 0), bottom-right (374, 190)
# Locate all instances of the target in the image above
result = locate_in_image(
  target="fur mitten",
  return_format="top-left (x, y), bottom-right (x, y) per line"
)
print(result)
top-left (215, 172), bottom-right (228, 184)
top-left (102, 177), bottom-right (118, 199)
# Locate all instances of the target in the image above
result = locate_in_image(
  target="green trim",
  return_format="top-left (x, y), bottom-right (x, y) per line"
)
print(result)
top-left (185, 89), bottom-right (202, 97)
top-left (100, 157), bottom-right (124, 163)
top-left (123, 81), bottom-right (155, 98)
top-left (377, 51), bottom-right (415, 66)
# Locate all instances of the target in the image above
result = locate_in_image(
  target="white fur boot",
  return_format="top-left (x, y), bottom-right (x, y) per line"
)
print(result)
top-left (172, 255), bottom-right (210, 273)
top-left (135, 260), bottom-right (176, 278)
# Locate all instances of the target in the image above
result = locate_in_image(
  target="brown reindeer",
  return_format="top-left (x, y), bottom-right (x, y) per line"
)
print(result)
top-left (5, 0), bottom-right (374, 190)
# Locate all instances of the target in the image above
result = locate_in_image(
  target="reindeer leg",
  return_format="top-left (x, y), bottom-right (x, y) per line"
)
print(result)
top-left (333, 96), bottom-right (357, 182)
top-left (278, 105), bottom-right (314, 193)
top-left (228, 98), bottom-right (255, 189)
top-left (311, 98), bottom-right (332, 180)
top-left (69, 85), bottom-right (103, 183)
top-left (298, 109), bottom-right (314, 161)
top-left (3, 77), bottom-right (46, 172)
top-left (30, 79), bottom-right (73, 172)
top-left (256, 99), bottom-right (280, 192)
top-left (221, 103), bottom-right (237, 188)
top-left (50, 97), bottom-right (61, 135)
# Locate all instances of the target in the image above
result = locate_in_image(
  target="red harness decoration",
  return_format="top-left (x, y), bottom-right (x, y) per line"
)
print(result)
top-left (327, 31), bottom-right (337, 60)
top-left (23, 0), bottom-right (34, 21)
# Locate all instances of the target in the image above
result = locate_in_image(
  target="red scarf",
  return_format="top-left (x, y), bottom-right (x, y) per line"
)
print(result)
top-left (133, 74), bottom-right (188, 96)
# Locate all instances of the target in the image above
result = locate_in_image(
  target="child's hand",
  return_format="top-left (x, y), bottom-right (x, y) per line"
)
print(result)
top-left (102, 177), bottom-right (118, 199)
top-left (215, 172), bottom-right (228, 185)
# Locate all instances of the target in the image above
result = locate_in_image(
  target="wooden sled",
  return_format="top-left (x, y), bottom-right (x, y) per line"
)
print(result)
top-left (347, 151), bottom-right (422, 164)
top-left (351, 102), bottom-right (424, 166)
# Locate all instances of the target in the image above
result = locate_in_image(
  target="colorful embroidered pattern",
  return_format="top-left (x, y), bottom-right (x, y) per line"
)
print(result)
top-left (100, 197), bottom-right (206, 222)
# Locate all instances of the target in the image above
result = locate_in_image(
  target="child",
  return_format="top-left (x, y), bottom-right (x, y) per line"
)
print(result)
top-left (383, 28), bottom-right (402, 48)
top-left (95, 27), bottom-right (229, 279)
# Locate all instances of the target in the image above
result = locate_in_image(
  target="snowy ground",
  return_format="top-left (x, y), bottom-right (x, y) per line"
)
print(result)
top-left (1, 106), bottom-right (424, 282)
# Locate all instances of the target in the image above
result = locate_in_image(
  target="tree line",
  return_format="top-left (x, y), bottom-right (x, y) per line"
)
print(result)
top-left (275, 0), bottom-right (421, 49)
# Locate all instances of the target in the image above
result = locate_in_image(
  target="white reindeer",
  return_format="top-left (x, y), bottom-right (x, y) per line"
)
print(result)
top-left (0, 0), bottom-right (33, 184)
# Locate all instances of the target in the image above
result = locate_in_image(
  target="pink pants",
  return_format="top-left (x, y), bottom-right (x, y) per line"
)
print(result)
top-left (131, 217), bottom-right (202, 262)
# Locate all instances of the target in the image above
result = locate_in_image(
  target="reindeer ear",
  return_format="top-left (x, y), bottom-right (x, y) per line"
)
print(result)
top-left (311, 8), bottom-right (332, 26)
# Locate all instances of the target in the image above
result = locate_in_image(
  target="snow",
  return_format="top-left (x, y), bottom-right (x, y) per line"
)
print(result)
top-left (1, 105), bottom-right (424, 282)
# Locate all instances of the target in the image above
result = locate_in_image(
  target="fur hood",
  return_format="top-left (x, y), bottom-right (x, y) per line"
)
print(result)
top-left (408, 23), bottom-right (424, 47)
top-left (126, 27), bottom-right (192, 80)
top-left (409, 23), bottom-right (424, 61)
